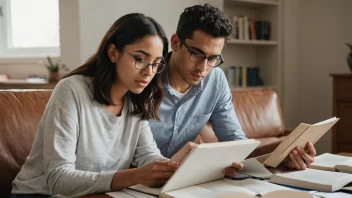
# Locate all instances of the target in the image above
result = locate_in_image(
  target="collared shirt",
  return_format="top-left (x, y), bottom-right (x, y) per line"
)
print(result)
top-left (149, 52), bottom-right (247, 158)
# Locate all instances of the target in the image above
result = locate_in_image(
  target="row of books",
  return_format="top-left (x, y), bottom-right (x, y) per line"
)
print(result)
top-left (226, 66), bottom-right (263, 88)
top-left (231, 16), bottom-right (271, 40)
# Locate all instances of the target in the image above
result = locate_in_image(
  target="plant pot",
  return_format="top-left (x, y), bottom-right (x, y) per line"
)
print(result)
top-left (49, 72), bottom-right (61, 82)
top-left (348, 56), bottom-right (352, 72)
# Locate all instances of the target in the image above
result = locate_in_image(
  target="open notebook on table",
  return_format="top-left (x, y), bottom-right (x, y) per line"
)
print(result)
top-left (310, 153), bottom-right (352, 173)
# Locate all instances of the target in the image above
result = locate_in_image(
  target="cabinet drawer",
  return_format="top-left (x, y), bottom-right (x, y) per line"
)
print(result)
top-left (337, 77), bottom-right (352, 101)
top-left (336, 142), bottom-right (352, 153)
top-left (336, 103), bottom-right (352, 142)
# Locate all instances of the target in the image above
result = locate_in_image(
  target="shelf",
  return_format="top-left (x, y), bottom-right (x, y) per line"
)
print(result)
top-left (227, 39), bottom-right (278, 46)
top-left (230, 85), bottom-right (278, 91)
top-left (225, 0), bottom-right (278, 7)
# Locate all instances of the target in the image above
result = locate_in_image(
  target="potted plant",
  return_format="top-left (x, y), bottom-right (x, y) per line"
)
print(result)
top-left (346, 42), bottom-right (352, 72)
top-left (41, 57), bottom-right (69, 82)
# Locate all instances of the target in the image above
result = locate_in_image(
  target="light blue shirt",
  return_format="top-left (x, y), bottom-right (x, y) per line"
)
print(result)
top-left (149, 54), bottom-right (247, 158)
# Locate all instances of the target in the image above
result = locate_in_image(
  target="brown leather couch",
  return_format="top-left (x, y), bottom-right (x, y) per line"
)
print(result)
top-left (195, 88), bottom-right (290, 158)
top-left (0, 88), bottom-right (289, 197)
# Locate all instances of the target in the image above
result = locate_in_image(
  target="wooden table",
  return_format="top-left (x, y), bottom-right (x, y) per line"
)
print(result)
top-left (338, 152), bottom-right (352, 157)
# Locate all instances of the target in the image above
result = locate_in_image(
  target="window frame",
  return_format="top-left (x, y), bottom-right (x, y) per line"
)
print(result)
top-left (0, 0), bottom-right (60, 58)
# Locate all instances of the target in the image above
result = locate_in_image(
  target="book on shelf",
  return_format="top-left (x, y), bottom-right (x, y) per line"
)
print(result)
top-left (232, 16), bottom-right (239, 39)
top-left (255, 20), bottom-right (271, 40)
top-left (238, 16), bottom-right (244, 40)
top-left (310, 153), bottom-right (352, 173)
top-left (227, 66), bottom-right (263, 88)
top-left (231, 15), bottom-right (271, 41)
top-left (269, 168), bottom-right (352, 192)
top-left (127, 139), bottom-right (262, 197)
top-left (264, 117), bottom-right (339, 168)
top-left (264, 117), bottom-right (340, 168)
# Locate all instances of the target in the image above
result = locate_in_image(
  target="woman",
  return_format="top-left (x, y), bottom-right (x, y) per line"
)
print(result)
top-left (11, 13), bottom-right (192, 197)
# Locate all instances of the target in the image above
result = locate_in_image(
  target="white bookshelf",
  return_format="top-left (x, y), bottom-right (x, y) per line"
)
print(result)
top-left (228, 39), bottom-right (278, 45)
top-left (207, 0), bottom-right (283, 96)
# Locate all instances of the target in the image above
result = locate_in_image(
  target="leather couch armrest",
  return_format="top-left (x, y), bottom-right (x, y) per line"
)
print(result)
top-left (283, 128), bottom-right (293, 135)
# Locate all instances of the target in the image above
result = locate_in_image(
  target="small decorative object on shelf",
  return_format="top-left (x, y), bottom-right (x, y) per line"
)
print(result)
top-left (27, 75), bottom-right (47, 83)
top-left (40, 57), bottom-right (69, 82)
top-left (0, 74), bottom-right (9, 82)
top-left (346, 42), bottom-right (352, 72)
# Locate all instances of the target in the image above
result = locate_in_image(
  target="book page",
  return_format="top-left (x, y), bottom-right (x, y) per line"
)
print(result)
top-left (162, 179), bottom-right (255, 198)
top-left (238, 158), bottom-right (272, 179)
top-left (336, 159), bottom-right (352, 173)
top-left (224, 178), bottom-right (292, 195)
top-left (106, 189), bottom-right (156, 198)
top-left (128, 184), bottom-right (161, 196)
top-left (312, 117), bottom-right (337, 125)
top-left (269, 168), bottom-right (352, 192)
top-left (163, 178), bottom-right (296, 198)
top-left (310, 153), bottom-right (351, 171)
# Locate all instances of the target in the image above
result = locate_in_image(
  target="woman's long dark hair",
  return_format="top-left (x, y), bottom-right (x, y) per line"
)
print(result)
top-left (65, 13), bottom-right (168, 121)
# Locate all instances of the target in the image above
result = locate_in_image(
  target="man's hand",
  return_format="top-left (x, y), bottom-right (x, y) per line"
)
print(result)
top-left (283, 142), bottom-right (316, 170)
top-left (223, 162), bottom-right (244, 178)
top-left (136, 161), bottom-right (179, 187)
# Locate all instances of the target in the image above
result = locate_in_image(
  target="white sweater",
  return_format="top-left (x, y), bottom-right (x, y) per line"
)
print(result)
top-left (12, 75), bottom-right (167, 197)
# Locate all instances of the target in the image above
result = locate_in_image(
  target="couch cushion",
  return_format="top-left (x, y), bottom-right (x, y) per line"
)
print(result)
top-left (0, 90), bottom-right (52, 197)
top-left (231, 89), bottom-right (284, 139)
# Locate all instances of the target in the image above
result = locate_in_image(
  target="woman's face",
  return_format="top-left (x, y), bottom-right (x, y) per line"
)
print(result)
top-left (111, 35), bottom-right (164, 94)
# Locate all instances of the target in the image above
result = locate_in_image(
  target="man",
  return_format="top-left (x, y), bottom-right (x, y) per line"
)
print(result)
top-left (149, 4), bottom-right (315, 173)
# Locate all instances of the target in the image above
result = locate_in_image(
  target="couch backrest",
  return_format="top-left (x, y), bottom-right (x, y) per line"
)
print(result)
top-left (196, 88), bottom-right (285, 143)
top-left (231, 88), bottom-right (284, 138)
top-left (0, 90), bottom-right (52, 197)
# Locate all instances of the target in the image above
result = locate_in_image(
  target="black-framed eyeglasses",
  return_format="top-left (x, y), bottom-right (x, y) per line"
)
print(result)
top-left (125, 50), bottom-right (166, 74)
top-left (179, 36), bottom-right (224, 67)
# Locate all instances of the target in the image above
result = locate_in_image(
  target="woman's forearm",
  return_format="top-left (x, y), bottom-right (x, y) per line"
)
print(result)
top-left (110, 168), bottom-right (139, 191)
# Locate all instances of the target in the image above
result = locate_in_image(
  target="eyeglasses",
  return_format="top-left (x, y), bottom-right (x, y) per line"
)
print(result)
top-left (179, 37), bottom-right (224, 67)
top-left (125, 50), bottom-right (166, 73)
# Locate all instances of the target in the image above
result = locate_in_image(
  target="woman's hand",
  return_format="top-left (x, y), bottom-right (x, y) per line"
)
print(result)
top-left (170, 142), bottom-right (198, 164)
top-left (136, 161), bottom-right (179, 187)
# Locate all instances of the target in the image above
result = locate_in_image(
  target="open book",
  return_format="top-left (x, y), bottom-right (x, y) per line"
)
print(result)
top-left (264, 117), bottom-right (339, 167)
top-left (310, 153), bottom-right (352, 173)
top-left (269, 168), bottom-right (352, 192)
top-left (130, 178), bottom-right (312, 198)
top-left (128, 139), bottom-right (260, 196)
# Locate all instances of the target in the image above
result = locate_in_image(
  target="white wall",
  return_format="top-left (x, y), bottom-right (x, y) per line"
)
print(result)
top-left (0, 0), bottom-right (205, 78)
top-left (77, 0), bottom-right (205, 64)
top-left (283, 0), bottom-right (352, 154)
top-left (59, 0), bottom-right (81, 71)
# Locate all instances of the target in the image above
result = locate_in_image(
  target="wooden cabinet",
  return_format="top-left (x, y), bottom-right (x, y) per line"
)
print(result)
top-left (331, 74), bottom-right (352, 153)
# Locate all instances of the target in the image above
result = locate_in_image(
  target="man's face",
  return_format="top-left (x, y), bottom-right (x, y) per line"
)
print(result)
top-left (172, 30), bottom-right (225, 86)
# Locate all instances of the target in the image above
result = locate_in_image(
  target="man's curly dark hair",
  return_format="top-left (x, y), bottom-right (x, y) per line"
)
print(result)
top-left (176, 3), bottom-right (233, 41)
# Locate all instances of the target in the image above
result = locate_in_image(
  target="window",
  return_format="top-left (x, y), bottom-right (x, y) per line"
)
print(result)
top-left (0, 0), bottom-right (60, 58)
